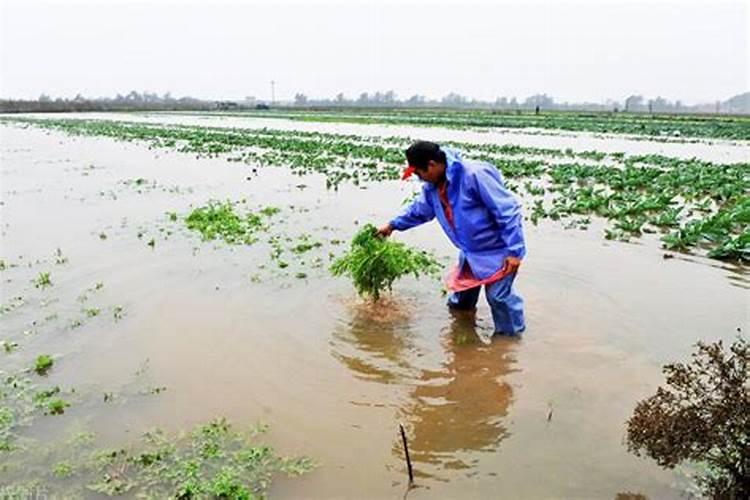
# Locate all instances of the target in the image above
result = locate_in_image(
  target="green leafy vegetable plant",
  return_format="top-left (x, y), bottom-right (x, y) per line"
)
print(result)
top-left (331, 224), bottom-right (440, 300)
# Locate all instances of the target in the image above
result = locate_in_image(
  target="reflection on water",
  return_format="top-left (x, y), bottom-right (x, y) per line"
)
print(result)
top-left (330, 297), bottom-right (422, 384)
top-left (331, 299), bottom-right (518, 481)
top-left (399, 311), bottom-right (517, 476)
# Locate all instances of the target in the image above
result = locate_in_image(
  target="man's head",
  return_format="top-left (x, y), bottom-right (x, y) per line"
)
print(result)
top-left (403, 141), bottom-right (447, 184)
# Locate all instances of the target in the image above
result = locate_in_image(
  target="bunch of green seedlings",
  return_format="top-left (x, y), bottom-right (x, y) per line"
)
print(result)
top-left (34, 355), bottom-right (54, 375)
top-left (331, 224), bottom-right (440, 300)
top-left (185, 201), bottom-right (280, 245)
top-left (33, 272), bottom-right (52, 289)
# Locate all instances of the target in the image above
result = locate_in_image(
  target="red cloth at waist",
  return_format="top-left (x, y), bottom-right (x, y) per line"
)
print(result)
top-left (445, 258), bottom-right (520, 292)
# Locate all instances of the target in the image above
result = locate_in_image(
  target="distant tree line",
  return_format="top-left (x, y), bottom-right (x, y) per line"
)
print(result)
top-left (2, 90), bottom-right (748, 114)
top-left (0, 91), bottom-right (216, 113)
top-left (293, 91), bottom-right (750, 114)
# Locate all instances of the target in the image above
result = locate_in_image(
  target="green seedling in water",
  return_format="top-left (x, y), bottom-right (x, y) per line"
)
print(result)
top-left (113, 305), bottom-right (125, 321)
top-left (53, 461), bottom-right (74, 478)
top-left (290, 237), bottom-right (323, 254)
top-left (54, 248), bottom-right (68, 265)
top-left (331, 224), bottom-right (440, 301)
top-left (34, 354), bottom-right (54, 375)
top-left (0, 406), bottom-right (13, 451)
top-left (141, 386), bottom-right (167, 396)
top-left (0, 297), bottom-right (26, 315)
top-left (85, 308), bottom-right (100, 318)
top-left (524, 181), bottom-right (545, 196)
top-left (259, 206), bottom-right (281, 217)
top-left (32, 386), bottom-right (61, 406)
top-left (33, 272), bottom-right (52, 289)
top-left (1, 373), bottom-right (77, 453)
top-left (186, 201), bottom-right (280, 245)
top-left (32, 387), bottom-right (69, 414)
top-left (46, 398), bottom-right (69, 415)
top-left (708, 232), bottom-right (750, 261)
top-left (2, 340), bottom-right (19, 354)
top-left (605, 228), bottom-right (630, 242)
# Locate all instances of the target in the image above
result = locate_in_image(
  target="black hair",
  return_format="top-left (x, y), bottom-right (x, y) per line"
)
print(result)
top-left (405, 141), bottom-right (446, 170)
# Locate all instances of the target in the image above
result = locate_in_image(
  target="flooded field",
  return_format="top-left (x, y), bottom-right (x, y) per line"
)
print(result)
top-left (1, 113), bottom-right (748, 499)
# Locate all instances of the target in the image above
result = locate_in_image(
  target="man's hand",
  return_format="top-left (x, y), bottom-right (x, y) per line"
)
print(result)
top-left (376, 223), bottom-right (394, 238)
top-left (504, 256), bottom-right (522, 274)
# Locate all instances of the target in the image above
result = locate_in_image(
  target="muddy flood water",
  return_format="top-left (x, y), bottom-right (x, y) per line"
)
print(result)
top-left (1, 115), bottom-right (748, 499)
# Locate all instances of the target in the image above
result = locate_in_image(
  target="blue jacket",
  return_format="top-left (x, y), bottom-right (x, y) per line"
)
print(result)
top-left (390, 148), bottom-right (526, 280)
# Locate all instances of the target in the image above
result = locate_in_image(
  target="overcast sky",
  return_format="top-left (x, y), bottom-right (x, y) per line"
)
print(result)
top-left (1, 0), bottom-right (747, 104)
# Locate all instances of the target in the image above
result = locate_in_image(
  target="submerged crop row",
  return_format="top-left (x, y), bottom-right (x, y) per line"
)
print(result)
top-left (3, 117), bottom-right (748, 260)
top-left (188, 108), bottom-right (750, 141)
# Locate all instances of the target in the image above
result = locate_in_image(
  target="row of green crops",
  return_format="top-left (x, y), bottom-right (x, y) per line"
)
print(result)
top-left (182, 108), bottom-right (750, 141)
top-left (527, 162), bottom-right (749, 260)
top-left (3, 117), bottom-right (748, 260)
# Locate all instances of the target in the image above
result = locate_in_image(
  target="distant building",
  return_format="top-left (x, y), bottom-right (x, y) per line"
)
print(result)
top-left (215, 101), bottom-right (238, 110)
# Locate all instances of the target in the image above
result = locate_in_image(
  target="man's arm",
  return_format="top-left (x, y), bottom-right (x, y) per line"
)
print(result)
top-left (378, 189), bottom-right (436, 237)
top-left (473, 167), bottom-right (526, 261)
